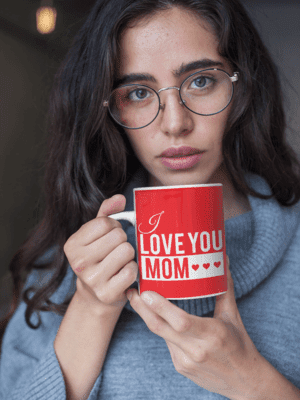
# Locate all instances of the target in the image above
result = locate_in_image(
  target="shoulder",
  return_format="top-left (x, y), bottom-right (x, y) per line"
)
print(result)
top-left (288, 211), bottom-right (300, 248)
top-left (2, 252), bottom-right (76, 353)
top-left (277, 201), bottom-right (300, 268)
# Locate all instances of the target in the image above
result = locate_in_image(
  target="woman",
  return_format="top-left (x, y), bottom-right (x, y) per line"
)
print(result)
top-left (1, 0), bottom-right (300, 399)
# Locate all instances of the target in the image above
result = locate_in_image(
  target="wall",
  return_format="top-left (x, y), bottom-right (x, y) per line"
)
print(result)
top-left (0, 30), bottom-right (58, 280)
top-left (245, 2), bottom-right (300, 154)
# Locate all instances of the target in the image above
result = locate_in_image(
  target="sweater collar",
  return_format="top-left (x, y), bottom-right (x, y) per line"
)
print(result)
top-left (122, 168), bottom-right (300, 316)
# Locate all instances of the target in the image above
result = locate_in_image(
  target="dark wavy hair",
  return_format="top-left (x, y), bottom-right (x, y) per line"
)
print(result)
top-left (1, 0), bottom-right (300, 337)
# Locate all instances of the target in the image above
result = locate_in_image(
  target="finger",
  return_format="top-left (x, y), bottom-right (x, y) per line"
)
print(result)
top-left (84, 261), bottom-right (138, 306)
top-left (108, 260), bottom-right (138, 292)
top-left (85, 226), bottom-right (128, 264)
top-left (165, 340), bottom-right (199, 379)
top-left (139, 291), bottom-right (210, 336)
top-left (128, 291), bottom-right (213, 362)
top-left (71, 227), bottom-right (128, 273)
top-left (83, 241), bottom-right (135, 284)
top-left (75, 194), bottom-right (125, 245)
top-left (128, 290), bottom-right (210, 346)
top-left (213, 255), bottom-right (241, 324)
top-left (70, 215), bottom-right (121, 247)
top-left (165, 340), bottom-right (179, 365)
top-left (97, 194), bottom-right (126, 218)
top-left (88, 261), bottom-right (138, 305)
top-left (127, 289), bottom-right (183, 344)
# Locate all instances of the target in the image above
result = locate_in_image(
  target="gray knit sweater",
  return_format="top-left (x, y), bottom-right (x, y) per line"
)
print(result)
top-left (1, 172), bottom-right (300, 399)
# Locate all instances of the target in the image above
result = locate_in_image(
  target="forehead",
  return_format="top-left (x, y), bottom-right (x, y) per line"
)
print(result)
top-left (118, 7), bottom-right (223, 77)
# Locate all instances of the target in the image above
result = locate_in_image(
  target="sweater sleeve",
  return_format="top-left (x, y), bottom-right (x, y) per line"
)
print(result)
top-left (0, 267), bottom-right (103, 399)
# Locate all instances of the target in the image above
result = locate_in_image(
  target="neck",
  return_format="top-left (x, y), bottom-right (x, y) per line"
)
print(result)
top-left (209, 163), bottom-right (251, 220)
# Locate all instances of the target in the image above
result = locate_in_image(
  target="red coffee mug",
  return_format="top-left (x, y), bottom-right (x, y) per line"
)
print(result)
top-left (110, 184), bottom-right (227, 300)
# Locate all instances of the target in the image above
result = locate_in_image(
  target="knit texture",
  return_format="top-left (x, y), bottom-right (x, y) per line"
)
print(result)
top-left (1, 172), bottom-right (300, 399)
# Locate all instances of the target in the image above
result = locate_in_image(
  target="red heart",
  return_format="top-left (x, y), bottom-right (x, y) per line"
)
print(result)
top-left (192, 264), bottom-right (199, 271)
top-left (203, 263), bottom-right (210, 269)
top-left (214, 262), bottom-right (221, 268)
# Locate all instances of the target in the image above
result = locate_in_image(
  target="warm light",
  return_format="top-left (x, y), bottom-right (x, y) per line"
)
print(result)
top-left (36, 6), bottom-right (57, 34)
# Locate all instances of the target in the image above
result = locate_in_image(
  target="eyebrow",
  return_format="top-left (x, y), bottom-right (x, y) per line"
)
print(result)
top-left (115, 59), bottom-right (225, 86)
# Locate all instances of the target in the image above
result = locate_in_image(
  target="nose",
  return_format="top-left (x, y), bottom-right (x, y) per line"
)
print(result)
top-left (158, 88), bottom-right (193, 137)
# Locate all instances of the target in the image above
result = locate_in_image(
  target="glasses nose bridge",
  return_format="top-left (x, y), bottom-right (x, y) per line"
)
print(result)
top-left (157, 86), bottom-right (182, 110)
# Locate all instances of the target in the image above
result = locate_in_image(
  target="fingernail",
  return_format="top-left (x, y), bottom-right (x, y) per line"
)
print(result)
top-left (141, 292), bottom-right (153, 305)
top-left (127, 290), bottom-right (133, 301)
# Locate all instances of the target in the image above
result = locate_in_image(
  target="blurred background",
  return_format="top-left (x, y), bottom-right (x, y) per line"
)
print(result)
top-left (0, 0), bottom-right (299, 288)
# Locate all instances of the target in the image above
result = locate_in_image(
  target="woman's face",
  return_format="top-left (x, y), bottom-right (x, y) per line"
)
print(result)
top-left (118, 7), bottom-right (234, 187)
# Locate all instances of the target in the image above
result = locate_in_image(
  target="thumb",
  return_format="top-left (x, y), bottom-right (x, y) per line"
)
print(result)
top-left (97, 194), bottom-right (126, 218)
top-left (213, 255), bottom-right (238, 322)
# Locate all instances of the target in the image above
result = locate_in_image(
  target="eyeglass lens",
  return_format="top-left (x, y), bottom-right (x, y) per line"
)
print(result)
top-left (108, 70), bottom-right (234, 129)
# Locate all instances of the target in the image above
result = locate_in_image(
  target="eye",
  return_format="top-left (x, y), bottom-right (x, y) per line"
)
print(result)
top-left (190, 75), bottom-right (215, 89)
top-left (128, 88), bottom-right (152, 101)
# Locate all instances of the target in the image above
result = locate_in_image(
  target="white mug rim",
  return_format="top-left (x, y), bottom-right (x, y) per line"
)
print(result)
top-left (134, 183), bottom-right (222, 192)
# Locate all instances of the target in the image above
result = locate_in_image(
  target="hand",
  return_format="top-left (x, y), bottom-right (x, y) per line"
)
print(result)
top-left (126, 256), bottom-right (264, 400)
top-left (64, 194), bottom-right (138, 314)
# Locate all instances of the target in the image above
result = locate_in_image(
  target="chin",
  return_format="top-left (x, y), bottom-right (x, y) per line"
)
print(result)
top-left (151, 171), bottom-right (215, 187)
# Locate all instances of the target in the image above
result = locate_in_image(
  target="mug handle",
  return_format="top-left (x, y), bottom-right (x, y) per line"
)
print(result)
top-left (109, 211), bottom-right (136, 226)
top-left (109, 211), bottom-right (139, 284)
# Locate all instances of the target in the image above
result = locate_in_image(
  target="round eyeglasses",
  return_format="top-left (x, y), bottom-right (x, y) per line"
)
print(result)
top-left (103, 68), bottom-right (239, 130)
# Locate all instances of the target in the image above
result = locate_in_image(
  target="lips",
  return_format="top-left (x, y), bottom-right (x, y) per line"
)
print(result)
top-left (160, 146), bottom-right (203, 158)
top-left (159, 146), bottom-right (205, 170)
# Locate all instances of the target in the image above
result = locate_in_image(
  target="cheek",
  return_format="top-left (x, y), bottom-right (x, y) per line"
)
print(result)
top-left (125, 132), bottom-right (152, 161)
top-left (206, 113), bottom-right (228, 140)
